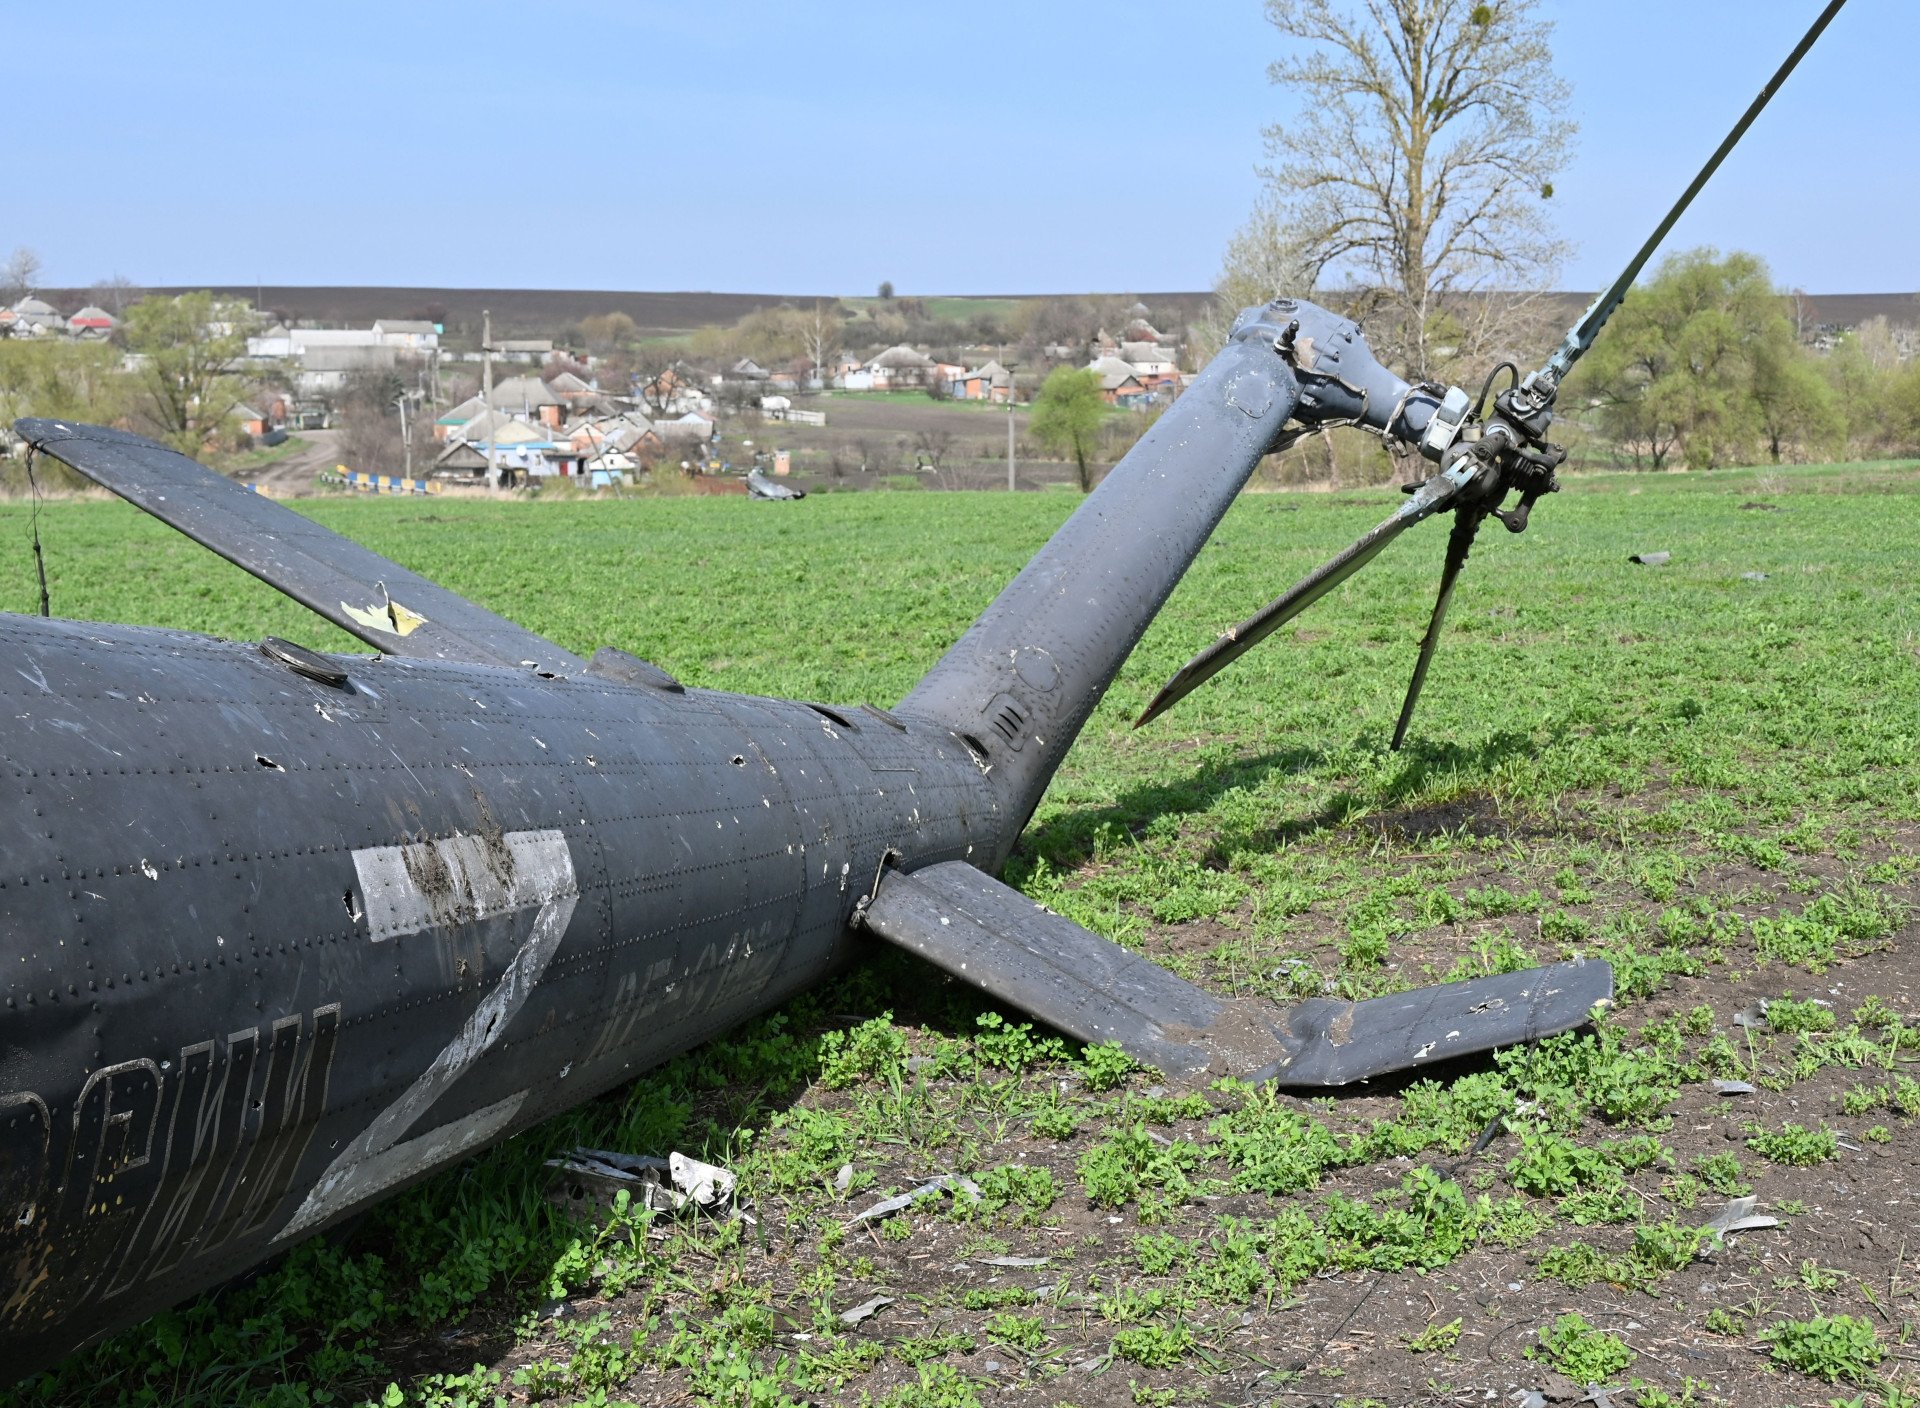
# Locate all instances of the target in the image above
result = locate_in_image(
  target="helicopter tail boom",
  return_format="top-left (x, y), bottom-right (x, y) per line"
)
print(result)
top-left (894, 311), bottom-right (1303, 860)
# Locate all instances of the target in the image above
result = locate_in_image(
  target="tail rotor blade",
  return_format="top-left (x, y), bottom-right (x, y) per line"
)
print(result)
top-left (1390, 509), bottom-right (1486, 751)
top-left (1134, 459), bottom-right (1483, 728)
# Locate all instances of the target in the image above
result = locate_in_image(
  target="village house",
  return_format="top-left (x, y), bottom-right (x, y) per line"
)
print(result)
top-left (434, 393), bottom-right (489, 441)
top-left (372, 319), bottom-right (440, 351)
top-left (487, 374), bottom-right (566, 428)
top-left (6, 296), bottom-right (65, 336)
top-left (950, 359), bottom-right (1012, 403)
top-left (459, 338), bottom-right (553, 365)
top-left (1123, 303), bottom-right (1167, 344)
top-left (273, 327), bottom-right (386, 355)
top-left (543, 370), bottom-right (606, 416)
top-left (639, 366), bottom-right (713, 417)
top-left (247, 322), bottom-right (296, 357)
top-left (654, 413), bottom-right (715, 452)
top-left (1086, 355), bottom-right (1147, 406)
top-left (437, 410), bottom-right (587, 481)
top-left (864, 344), bottom-right (937, 390)
top-left (295, 344), bottom-right (398, 394)
top-left (566, 413), bottom-right (662, 474)
top-left (1121, 340), bottom-right (1180, 392)
top-left (65, 305), bottom-right (117, 338)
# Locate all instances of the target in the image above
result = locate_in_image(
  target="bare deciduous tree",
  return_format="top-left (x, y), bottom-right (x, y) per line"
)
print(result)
top-left (1259, 0), bottom-right (1575, 379)
top-left (796, 301), bottom-right (841, 386)
top-left (1193, 196), bottom-right (1323, 364)
top-left (2, 247), bottom-right (44, 306)
top-left (338, 366), bottom-right (409, 476)
top-left (912, 428), bottom-right (955, 471)
top-left (88, 274), bottom-right (144, 318)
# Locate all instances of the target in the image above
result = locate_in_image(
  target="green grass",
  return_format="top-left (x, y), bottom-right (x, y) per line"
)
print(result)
top-left (842, 295), bottom-right (1024, 325)
top-left (1, 459), bottom-right (1917, 1406)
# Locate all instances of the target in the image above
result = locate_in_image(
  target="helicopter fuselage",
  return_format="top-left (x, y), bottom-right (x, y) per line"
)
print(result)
top-left (0, 610), bottom-right (998, 1373)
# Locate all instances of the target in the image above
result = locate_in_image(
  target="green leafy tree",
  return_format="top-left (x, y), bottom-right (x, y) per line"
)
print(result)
top-left (0, 340), bottom-right (126, 428)
top-left (1030, 367), bottom-right (1105, 491)
top-left (1888, 356), bottom-right (1920, 455)
top-left (1750, 320), bottom-right (1841, 463)
top-left (1574, 248), bottom-right (1795, 470)
top-left (0, 341), bottom-right (126, 490)
top-left (1821, 330), bottom-right (1896, 459)
top-left (124, 291), bottom-right (256, 454)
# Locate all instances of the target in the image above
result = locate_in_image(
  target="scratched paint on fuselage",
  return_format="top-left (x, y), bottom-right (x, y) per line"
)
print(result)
top-left (0, 614), bottom-right (1000, 1373)
top-left (280, 829), bottom-right (578, 1239)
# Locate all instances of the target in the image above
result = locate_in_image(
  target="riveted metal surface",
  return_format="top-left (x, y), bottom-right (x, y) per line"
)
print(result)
top-left (0, 613), bottom-right (992, 1374)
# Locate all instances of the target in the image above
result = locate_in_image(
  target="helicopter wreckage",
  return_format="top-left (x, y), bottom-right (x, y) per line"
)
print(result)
top-left (0, 0), bottom-right (1845, 1378)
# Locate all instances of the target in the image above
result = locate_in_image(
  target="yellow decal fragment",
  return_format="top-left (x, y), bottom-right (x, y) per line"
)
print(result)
top-left (341, 598), bottom-right (430, 638)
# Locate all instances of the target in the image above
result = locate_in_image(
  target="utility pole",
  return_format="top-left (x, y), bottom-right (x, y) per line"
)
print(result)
top-left (395, 393), bottom-right (412, 477)
top-left (482, 308), bottom-right (498, 488)
top-left (1005, 361), bottom-right (1018, 491)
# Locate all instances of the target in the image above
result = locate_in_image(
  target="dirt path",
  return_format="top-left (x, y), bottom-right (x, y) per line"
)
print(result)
top-left (251, 429), bottom-right (341, 498)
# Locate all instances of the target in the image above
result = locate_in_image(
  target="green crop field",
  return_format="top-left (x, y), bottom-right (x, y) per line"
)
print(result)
top-left (2, 462), bottom-right (1918, 1408)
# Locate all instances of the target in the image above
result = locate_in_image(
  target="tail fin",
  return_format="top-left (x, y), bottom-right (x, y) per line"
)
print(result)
top-left (897, 312), bottom-right (1301, 862)
top-left (15, 419), bottom-right (582, 673)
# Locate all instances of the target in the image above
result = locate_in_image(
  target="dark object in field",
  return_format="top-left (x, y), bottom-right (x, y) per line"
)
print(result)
top-left (1630, 551), bottom-right (1672, 565)
top-left (747, 466), bottom-right (805, 499)
top-left (0, 5), bottom-right (1855, 1373)
top-left (261, 428), bottom-right (289, 447)
top-left (1134, 0), bottom-right (1845, 749)
top-left (1740, 501), bottom-right (1780, 511)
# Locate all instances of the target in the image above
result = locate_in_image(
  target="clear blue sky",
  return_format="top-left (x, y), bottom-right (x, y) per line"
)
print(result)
top-left (11, 1), bottom-right (1911, 295)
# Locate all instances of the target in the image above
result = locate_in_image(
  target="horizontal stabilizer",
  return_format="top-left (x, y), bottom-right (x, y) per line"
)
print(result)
top-left (861, 860), bottom-right (1610, 1086)
top-left (15, 419), bottom-right (582, 674)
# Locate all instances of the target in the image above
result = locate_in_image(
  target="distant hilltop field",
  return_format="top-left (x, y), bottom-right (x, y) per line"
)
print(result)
top-left (27, 286), bottom-right (1916, 345)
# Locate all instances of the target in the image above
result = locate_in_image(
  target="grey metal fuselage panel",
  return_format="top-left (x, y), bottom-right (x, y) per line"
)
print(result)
top-left (0, 611), bottom-right (994, 1375)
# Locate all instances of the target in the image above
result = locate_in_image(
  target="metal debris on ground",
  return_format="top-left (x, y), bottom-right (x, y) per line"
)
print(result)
top-left (546, 1147), bottom-right (738, 1218)
top-left (746, 467), bottom-right (805, 500)
top-left (1629, 551), bottom-right (1671, 565)
top-left (978, 1255), bottom-right (1049, 1268)
top-left (1712, 1079), bottom-right (1758, 1096)
top-left (1703, 1195), bottom-right (1780, 1239)
top-left (839, 1295), bottom-right (894, 1326)
top-left (1740, 571), bottom-right (1770, 581)
top-left (848, 1174), bottom-right (981, 1224)
top-left (832, 1163), bottom-right (854, 1195)
top-left (1731, 1000), bottom-right (1769, 1028)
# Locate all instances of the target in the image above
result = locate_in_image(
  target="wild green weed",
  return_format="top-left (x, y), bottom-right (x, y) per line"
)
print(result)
top-left (1764, 1315), bottom-right (1884, 1384)
top-left (1527, 1312), bottom-right (1635, 1381)
top-left (1746, 1122), bottom-right (1840, 1165)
